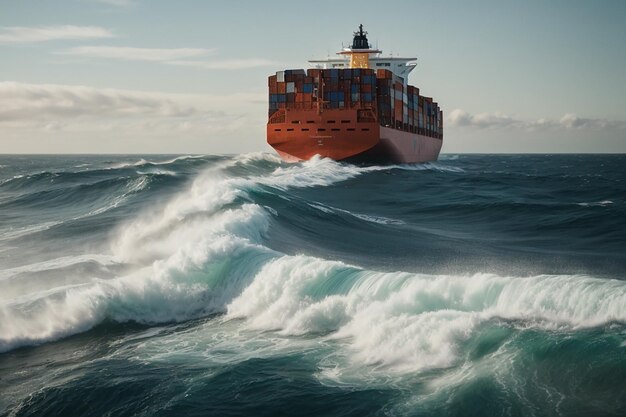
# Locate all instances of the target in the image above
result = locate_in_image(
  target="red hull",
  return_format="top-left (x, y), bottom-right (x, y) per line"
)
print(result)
top-left (267, 109), bottom-right (442, 163)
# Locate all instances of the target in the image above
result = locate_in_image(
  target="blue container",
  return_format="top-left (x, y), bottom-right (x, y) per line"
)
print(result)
top-left (302, 84), bottom-right (313, 93)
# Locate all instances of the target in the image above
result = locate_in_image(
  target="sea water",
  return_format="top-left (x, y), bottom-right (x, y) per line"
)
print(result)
top-left (0, 154), bottom-right (624, 416)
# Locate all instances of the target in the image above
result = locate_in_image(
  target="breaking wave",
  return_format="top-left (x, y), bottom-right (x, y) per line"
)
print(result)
top-left (1, 154), bottom-right (624, 365)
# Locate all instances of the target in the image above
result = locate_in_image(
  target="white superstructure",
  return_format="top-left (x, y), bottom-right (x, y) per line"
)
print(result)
top-left (307, 25), bottom-right (417, 85)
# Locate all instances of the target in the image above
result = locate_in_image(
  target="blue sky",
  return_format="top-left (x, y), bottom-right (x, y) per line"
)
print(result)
top-left (1, 0), bottom-right (625, 153)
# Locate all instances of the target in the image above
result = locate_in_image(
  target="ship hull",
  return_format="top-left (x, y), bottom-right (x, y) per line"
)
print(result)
top-left (346, 127), bottom-right (442, 164)
top-left (267, 116), bottom-right (442, 164)
top-left (266, 108), bottom-right (380, 162)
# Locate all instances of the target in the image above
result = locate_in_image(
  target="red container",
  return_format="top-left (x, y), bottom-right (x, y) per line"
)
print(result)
top-left (376, 69), bottom-right (392, 79)
top-left (308, 68), bottom-right (321, 78)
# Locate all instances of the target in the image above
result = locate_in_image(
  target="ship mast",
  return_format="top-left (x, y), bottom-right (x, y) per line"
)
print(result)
top-left (337, 24), bottom-right (381, 69)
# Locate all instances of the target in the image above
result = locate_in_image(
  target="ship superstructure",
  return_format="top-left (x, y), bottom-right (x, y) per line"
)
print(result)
top-left (267, 25), bottom-right (443, 163)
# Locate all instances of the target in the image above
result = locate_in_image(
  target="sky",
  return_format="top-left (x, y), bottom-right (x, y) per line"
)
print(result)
top-left (1, 0), bottom-right (625, 154)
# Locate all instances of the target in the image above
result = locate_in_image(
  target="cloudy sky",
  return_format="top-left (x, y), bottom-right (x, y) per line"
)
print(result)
top-left (1, 0), bottom-right (625, 154)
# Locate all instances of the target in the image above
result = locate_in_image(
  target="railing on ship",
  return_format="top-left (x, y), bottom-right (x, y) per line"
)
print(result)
top-left (378, 117), bottom-right (443, 139)
top-left (269, 110), bottom-right (285, 124)
top-left (269, 105), bottom-right (442, 139)
top-left (270, 101), bottom-right (376, 111)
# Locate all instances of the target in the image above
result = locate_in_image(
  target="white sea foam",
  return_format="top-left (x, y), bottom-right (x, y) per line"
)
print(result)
top-left (0, 174), bottom-right (25, 186)
top-left (309, 201), bottom-right (405, 225)
top-left (2, 153), bottom-right (623, 374)
top-left (107, 155), bottom-right (206, 170)
top-left (388, 162), bottom-right (465, 173)
top-left (576, 200), bottom-right (614, 207)
top-left (0, 221), bottom-right (63, 242)
top-left (1, 155), bottom-right (363, 352)
top-left (135, 169), bottom-right (177, 176)
top-left (233, 152), bottom-right (283, 165)
top-left (82, 176), bottom-right (150, 218)
top-left (227, 256), bottom-right (626, 375)
top-left (0, 209), bottom-right (273, 353)
top-left (0, 254), bottom-right (116, 282)
top-left (0, 176), bottom-right (150, 244)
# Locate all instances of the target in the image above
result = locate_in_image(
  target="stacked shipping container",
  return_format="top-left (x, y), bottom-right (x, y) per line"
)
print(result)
top-left (268, 68), bottom-right (442, 139)
top-left (374, 69), bottom-right (442, 139)
top-left (269, 68), bottom-right (377, 114)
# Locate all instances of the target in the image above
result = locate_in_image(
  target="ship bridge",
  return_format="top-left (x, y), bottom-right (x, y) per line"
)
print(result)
top-left (308, 24), bottom-right (417, 85)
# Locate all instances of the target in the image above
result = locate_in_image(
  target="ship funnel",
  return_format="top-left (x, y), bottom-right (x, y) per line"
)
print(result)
top-left (337, 24), bottom-right (381, 69)
top-left (352, 24), bottom-right (370, 49)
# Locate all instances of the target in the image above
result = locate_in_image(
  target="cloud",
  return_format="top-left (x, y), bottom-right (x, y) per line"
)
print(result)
top-left (0, 25), bottom-right (114, 44)
top-left (57, 45), bottom-right (277, 69)
top-left (168, 58), bottom-right (277, 70)
top-left (447, 109), bottom-right (626, 132)
top-left (0, 81), bottom-right (265, 134)
top-left (0, 81), bottom-right (269, 153)
top-left (59, 46), bottom-right (214, 62)
top-left (90, 0), bottom-right (134, 6)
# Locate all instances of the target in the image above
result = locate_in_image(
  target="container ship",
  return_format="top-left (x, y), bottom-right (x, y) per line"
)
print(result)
top-left (267, 25), bottom-right (443, 163)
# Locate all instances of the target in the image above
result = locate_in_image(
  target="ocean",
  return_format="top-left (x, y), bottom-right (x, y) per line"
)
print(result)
top-left (0, 153), bottom-right (624, 417)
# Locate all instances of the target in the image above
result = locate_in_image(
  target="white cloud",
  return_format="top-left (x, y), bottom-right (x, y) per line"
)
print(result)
top-left (0, 81), bottom-right (265, 132)
top-left (168, 58), bottom-right (277, 70)
top-left (0, 81), bottom-right (269, 153)
top-left (58, 46), bottom-right (276, 69)
top-left (0, 25), bottom-right (114, 44)
top-left (90, 0), bottom-right (134, 6)
top-left (447, 109), bottom-right (626, 132)
top-left (59, 46), bottom-right (214, 62)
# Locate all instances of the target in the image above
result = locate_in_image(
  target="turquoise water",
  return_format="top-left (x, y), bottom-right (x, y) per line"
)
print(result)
top-left (0, 154), bottom-right (624, 416)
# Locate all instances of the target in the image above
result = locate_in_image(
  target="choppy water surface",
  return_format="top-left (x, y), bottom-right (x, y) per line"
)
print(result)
top-left (0, 153), bottom-right (624, 416)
